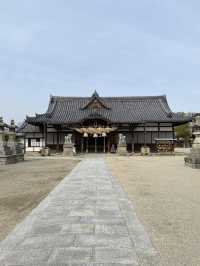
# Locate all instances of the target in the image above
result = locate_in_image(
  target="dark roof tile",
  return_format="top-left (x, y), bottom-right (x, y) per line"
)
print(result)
top-left (26, 94), bottom-right (192, 124)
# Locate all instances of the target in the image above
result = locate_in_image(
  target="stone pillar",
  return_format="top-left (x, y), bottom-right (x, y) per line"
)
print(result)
top-left (117, 133), bottom-right (127, 156)
top-left (63, 143), bottom-right (73, 156)
top-left (16, 134), bottom-right (25, 162)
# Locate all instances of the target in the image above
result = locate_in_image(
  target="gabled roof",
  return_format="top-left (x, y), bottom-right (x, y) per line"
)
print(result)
top-left (26, 92), bottom-right (192, 125)
top-left (82, 90), bottom-right (110, 110)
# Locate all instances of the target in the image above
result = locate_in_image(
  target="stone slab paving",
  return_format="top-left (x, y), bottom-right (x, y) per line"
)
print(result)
top-left (0, 159), bottom-right (160, 266)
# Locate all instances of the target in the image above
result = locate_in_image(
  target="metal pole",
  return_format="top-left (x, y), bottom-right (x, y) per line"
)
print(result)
top-left (104, 136), bottom-right (106, 153)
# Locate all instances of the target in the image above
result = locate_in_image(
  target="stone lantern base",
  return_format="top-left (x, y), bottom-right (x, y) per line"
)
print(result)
top-left (141, 146), bottom-right (150, 156)
top-left (185, 115), bottom-right (200, 169)
top-left (40, 147), bottom-right (50, 156)
top-left (63, 143), bottom-right (73, 156)
top-left (0, 120), bottom-right (24, 165)
top-left (185, 148), bottom-right (200, 169)
top-left (0, 155), bottom-right (17, 165)
top-left (117, 144), bottom-right (127, 156)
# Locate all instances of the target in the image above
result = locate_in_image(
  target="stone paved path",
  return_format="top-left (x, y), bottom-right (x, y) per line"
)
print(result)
top-left (0, 159), bottom-right (159, 265)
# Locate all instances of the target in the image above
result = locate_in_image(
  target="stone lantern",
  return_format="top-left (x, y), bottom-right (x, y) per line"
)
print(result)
top-left (0, 117), bottom-right (4, 132)
top-left (117, 133), bottom-right (127, 155)
top-left (185, 115), bottom-right (200, 168)
top-left (0, 117), bottom-right (24, 164)
top-left (10, 119), bottom-right (16, 132)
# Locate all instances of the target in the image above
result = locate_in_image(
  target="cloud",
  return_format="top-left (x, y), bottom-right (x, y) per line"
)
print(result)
top-left (0, 0), bottom-right (200, 122)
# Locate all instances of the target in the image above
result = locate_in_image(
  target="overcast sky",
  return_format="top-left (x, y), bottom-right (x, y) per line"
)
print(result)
top-left (0, 0), bottom-right (200, 123)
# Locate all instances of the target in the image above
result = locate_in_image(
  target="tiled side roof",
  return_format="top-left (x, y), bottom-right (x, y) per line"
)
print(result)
top-left (26, 94), bottom-right (191, 124)
top-left (17, 121), bottom-right (41, 133)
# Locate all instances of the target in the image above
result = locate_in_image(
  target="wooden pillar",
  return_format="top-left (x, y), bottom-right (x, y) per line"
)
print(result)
top-left (86, 137), bottom-right (89, 153)
top-left (172, 124), bottom-right (175, 139)
top-left (56, 127), bottom-right (60, 152)
top-left (81, 137), bottom-right (84, 153)
top-left (95, 137), bottom-right (97, 153)
top-left (132, 126), bottom-right (134, 152)
top-left (172, 124), bottom-right (175, 151)
top-left (107, 135), bottom-right (110, 152)
top-left (24, 138), bottom-right (26, 154)
top-left (43, 123), bottom-right (47, 147)
top-left (158, 122), bottom-right (160, 139)
top-left (104, 136), bottom-right (106, 153)
top-left (144, 123), bottom-right (147, 147)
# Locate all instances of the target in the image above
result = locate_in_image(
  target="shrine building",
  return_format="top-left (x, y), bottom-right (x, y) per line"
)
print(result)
top-left (19, 91), bottom-right (191, 153)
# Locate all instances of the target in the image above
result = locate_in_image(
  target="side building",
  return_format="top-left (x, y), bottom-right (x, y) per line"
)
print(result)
top-left (18, 91), bottom-right (191, 153)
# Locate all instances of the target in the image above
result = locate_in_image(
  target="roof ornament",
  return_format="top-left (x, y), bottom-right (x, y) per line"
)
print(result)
top-left (50, 94), bottom-right (54, 103)
top-left (92, 90), bottom-right (100, 98)
top-left (81, 90), bottom-right (110, 110)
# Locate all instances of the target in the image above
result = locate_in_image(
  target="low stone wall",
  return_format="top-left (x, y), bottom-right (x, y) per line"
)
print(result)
top-left (174, 147), bottom-right (191, 155)
top-left (0, 152), bottom-right (24, 165)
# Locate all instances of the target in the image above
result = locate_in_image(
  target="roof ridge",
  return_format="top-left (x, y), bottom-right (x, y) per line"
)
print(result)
top-left (50, 95), bottom-right (167, 100)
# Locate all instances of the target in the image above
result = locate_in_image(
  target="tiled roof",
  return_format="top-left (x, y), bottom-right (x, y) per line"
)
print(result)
top-left (26, 93), bottom-right (191, 125)
top-left (16, 121), bottom-right (41, 133)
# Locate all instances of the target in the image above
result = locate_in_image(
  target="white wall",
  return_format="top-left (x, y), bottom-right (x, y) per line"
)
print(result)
top-left (25, 138), bottom-right (44, 152)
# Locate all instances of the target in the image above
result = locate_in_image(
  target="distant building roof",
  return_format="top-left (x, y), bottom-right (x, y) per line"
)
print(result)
top-left (17, 121), bottom-right (41, 133)
top-left (26, 92), bottom-right (192, 125)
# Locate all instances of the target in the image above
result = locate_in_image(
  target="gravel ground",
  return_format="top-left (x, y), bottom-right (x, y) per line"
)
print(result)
top-left (0, 157), bottom-right (79, 241)
top-left (107, 156), bottom-right (200, 266)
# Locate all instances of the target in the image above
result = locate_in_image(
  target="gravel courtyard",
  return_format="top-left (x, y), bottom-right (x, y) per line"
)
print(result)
top-left (107, 156), bottom-right (200, 266)
top-left (1, 155), bottom-right (200, 265)
top-left (0, 157), bottom-right (79, 241)
top-left (0, 158), bottom-right (158, 265)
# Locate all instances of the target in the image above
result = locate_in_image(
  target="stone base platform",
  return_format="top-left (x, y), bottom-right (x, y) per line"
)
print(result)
top-left (0, 155), bottom-right (17, 165)
top-left (117, 144), bottom-right (127, 156)
top-left (185, 148), bottom-right (200, 169)
top-left (63, 143), bottom-right (73, 156)
top-left (0, 154), bottom-right (25, 165)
